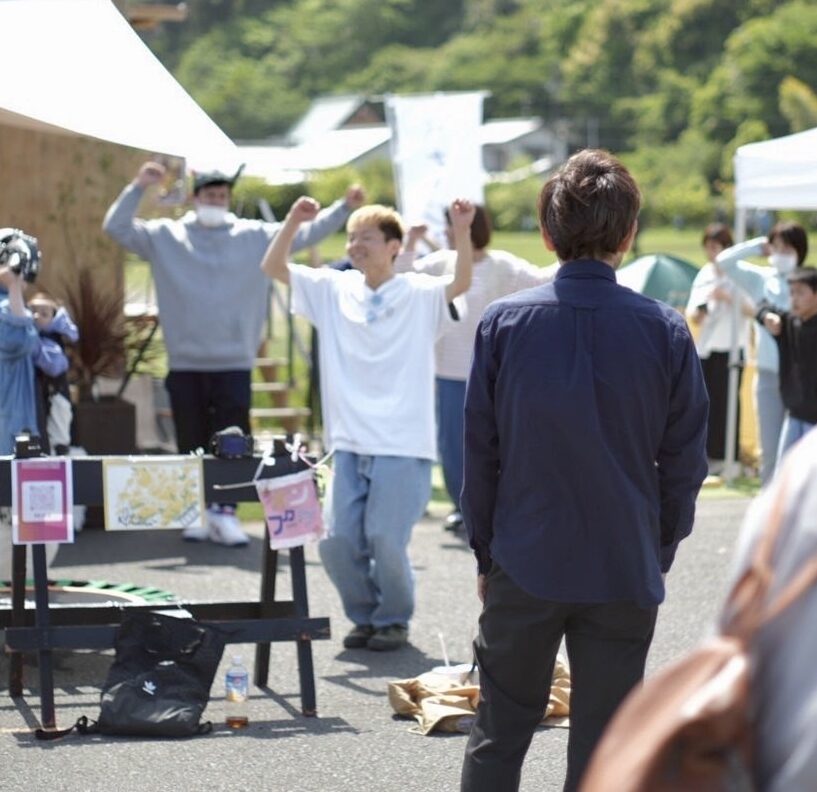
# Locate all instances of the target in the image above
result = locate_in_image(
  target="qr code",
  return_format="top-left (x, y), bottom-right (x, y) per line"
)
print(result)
top-left (22, 482), bottom-right (63, 523)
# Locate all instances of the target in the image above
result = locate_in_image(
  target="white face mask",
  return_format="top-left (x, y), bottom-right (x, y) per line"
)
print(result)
top-left (768, 252), bottom-right (797, 274)
top-left (195, 204), bottom-right (228, 227)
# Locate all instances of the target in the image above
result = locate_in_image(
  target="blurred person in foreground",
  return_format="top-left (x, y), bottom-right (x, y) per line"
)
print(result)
top-left (460, 149), bottom-right (709, 791)
top-left (726, 425), bottom-right (817, 790)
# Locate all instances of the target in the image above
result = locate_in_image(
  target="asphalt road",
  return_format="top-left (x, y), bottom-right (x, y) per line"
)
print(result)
top-left (0, 496), bottom-right (752, 792)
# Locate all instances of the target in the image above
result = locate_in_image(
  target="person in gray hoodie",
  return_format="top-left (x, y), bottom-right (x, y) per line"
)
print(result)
top-left (104, 161), bottom-right (364, 546)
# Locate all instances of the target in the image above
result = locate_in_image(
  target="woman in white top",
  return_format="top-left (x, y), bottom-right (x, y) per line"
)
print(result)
top-left (685, 223), bottom-right (754, 474)
top-left (397, 205), bottom-right (556, 529)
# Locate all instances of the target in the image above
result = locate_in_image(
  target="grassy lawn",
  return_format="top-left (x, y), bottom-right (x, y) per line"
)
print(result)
top-left (124, 225), bottom-right (710, 297)
top-left (122, 224), bottom-right (721, 417)
top-left (125, 225), bottom-right (766, 466)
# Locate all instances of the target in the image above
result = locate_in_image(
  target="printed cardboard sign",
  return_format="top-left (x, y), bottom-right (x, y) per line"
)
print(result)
top-left (103, 457), bottom-right (204, 530)
top-left (11, 458), bottom-right (74, 544)
top-left (256, 469), bottom-right (324, 550)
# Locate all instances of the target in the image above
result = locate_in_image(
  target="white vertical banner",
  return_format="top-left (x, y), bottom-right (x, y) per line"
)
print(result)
top-left (386, 92), bottom-right (485, 240)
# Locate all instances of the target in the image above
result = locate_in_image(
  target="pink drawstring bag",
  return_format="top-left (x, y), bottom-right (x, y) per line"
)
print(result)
top-left (255, 469), bottom-right (324, 550)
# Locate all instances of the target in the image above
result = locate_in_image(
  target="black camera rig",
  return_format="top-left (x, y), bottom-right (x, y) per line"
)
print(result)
top-left (0, 228), bottom-right (41, 284)
top-left (210, 427), bottom-right (254, 459)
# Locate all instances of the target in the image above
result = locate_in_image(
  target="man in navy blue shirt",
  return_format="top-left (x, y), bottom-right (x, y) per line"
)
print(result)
top-left (460, 150), bottom-right (708, 792)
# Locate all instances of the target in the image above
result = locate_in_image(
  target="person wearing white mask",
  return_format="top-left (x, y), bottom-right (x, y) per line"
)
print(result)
top-left (104, 161), bottom-right (365, 546)
top-left (716, 220), bottom-right (809, 484)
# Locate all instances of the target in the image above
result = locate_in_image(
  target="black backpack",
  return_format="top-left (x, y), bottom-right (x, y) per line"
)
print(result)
top-left (38, 611), bottom-right (226, 739)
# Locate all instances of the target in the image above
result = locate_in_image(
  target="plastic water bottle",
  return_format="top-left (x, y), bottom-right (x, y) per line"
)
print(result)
top-left (224, 655), bottom-right (249, 728)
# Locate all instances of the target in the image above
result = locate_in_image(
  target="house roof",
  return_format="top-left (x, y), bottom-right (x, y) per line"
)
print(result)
top-left (240, 126), bottom-right (391, 183)
top-left (480, 118), bottom-right (543, 145)
top-left (287, 95), bottom-right (367, 144)
top-left (241, 117), bottom-right (547, 183)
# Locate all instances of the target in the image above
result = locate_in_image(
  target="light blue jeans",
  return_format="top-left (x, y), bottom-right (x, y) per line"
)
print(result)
top-left (436, 377), bottom-right (466, 510)
top-left (319, 451), bottom-right (432, 629)
top-left (776, 415), bottom-right (815, 468)
top-left (755, 369), bottom-right (786, 485)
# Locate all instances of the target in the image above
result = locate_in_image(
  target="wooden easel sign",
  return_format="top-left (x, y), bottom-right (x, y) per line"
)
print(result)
top-left (11, 458), bottom-right (74, 544)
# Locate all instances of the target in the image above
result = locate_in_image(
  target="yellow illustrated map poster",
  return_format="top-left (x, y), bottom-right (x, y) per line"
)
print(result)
top-left (102, 457), bottom-right (204, 531)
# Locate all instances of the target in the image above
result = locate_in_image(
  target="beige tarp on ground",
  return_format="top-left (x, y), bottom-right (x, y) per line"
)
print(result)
top-left (388, 656), bottom-right (571, 735)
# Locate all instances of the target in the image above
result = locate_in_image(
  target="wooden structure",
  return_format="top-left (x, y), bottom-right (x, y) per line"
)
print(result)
top-left (0, 124), bottom-right (144, 301)
top-left (0, 450), bottom-right (330, 730)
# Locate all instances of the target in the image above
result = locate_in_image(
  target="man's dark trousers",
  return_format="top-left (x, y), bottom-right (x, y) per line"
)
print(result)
top-left (165, 370), bottom-right (252, 453)
top-left (461, 564), bottom-right (657, 792)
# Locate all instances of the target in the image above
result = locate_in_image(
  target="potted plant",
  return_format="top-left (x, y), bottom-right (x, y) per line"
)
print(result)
top-left (62, 267), bottom-right (138, 454)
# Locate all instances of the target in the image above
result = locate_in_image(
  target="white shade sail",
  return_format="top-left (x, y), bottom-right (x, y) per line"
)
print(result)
top-left (734, 127), bottom-right (817, 210)
top-left (0, 0), bottom-right (240, 171)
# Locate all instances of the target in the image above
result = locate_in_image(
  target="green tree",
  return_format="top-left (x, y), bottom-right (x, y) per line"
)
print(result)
top-left (779, 76), bottom-right (817, 133)
top-left (691, 2), bottom-right (817, 143)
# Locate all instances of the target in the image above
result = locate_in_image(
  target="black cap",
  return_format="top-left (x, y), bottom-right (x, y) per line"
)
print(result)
top-left (192, 164), bottom-right (245, 194)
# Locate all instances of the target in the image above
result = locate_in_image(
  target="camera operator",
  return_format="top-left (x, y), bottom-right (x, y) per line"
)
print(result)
top-left (0, 255), bottom-right (39, 455)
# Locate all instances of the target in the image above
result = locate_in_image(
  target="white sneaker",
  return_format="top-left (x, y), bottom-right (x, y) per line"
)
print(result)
top-left (182, 523), bottom-right (210, 542)
top-left (207, 509), bottom-right (249, 547)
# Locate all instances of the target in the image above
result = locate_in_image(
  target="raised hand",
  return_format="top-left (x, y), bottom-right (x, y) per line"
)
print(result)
top-left (0, 265), bottom-right (21, 290)
top-left (288, 196), bottom-right (321, 224)
top-left (135, 161), bottom-right (166, 189)
top-left (763, 312), bottom-right (782, 336)
top-left (345, 184), bottom-right (366, 209)
top-left (449, 198), bottom-right (476, 232)
top-left (406, 223), bottom-right (429, 245)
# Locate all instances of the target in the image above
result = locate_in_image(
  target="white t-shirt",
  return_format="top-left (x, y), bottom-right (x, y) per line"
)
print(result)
top-left (289, 264), bottom-right (453, 460)
top-left (686, 262), bottom-right (751, 357)
top-left (396, 249), bottom-right (556, 379)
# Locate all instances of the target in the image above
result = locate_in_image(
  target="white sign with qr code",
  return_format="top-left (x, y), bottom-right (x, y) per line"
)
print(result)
top-left (21, 481), bottom-right (64, 523)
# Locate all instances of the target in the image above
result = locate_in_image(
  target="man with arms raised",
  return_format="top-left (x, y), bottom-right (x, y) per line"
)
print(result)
top-left (261, 196), bottom-right (474, 651)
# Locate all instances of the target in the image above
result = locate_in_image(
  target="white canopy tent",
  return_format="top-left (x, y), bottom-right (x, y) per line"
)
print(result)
top-left (734, 127), bottom-right (817, 239)
top-left (0, 0), bottom-right (240, 171)
top-left (721, 127), bottom-right (817, 480)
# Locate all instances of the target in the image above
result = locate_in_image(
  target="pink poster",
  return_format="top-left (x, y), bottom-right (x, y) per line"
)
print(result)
top-left (255, 469), bottom-right (324, 550)
top-left (11, 458), bottom-right (74, 544)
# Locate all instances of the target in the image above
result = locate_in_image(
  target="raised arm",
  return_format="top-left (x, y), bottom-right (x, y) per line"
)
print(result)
top-left (0, 268), bottom-right (39, 359)
top-left (260, 197), bottom-right (321, 286)
top-left (0, 267), bottom-right (26, 318)
top-left (715, 237), bottom-right (767, 300)
top-left (445, 199), bottom-right (476, 302)
top-left (289, 184), bottom-right (365, 253)
top-left (102, 161), bottom-right (164, 259)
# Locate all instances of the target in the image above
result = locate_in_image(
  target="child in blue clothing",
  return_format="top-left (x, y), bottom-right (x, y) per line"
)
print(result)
top-left (28, 292), bottom-right (78, 455)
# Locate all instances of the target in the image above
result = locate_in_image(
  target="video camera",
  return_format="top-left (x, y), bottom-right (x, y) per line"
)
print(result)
top-left (0, 228), bottom-right (41, 283)
top-left (210, 426), bottom-right (254, 460)
top-left (14, 430), bottom-right (43, 458)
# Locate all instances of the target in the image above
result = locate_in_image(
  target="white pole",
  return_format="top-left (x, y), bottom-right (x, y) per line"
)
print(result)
top-left (722, 206), bottom-right (749, 483)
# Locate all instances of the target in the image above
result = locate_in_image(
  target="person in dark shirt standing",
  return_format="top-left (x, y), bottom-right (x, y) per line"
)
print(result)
top-left (459, 149), bottom-right (709, 792)
top-left (756, 266), bottom-right (817, 464)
